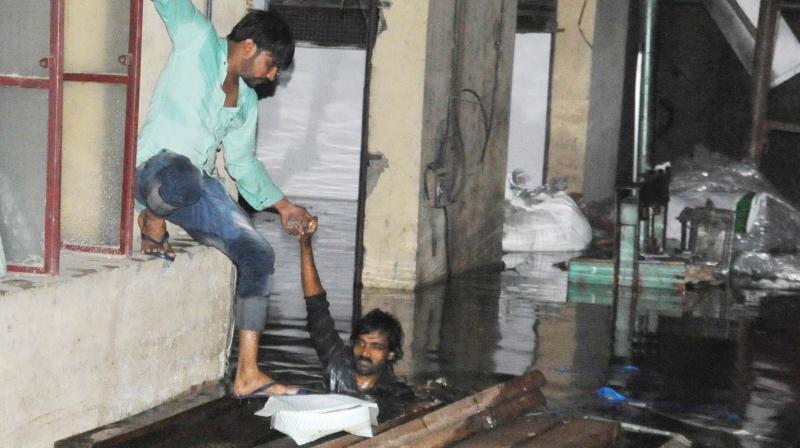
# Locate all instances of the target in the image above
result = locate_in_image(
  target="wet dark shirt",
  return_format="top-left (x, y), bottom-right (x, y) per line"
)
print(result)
top-left (305, 292), bottom-right (415, 421)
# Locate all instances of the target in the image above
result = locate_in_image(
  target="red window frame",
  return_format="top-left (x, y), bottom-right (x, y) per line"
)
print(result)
top-left (2, 0), bottom-right (143, 274)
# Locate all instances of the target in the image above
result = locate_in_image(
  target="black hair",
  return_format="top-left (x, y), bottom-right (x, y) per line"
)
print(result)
top-left (228, 10), bottom-right (294, 70)
top-left (351, 309), bottom-right (404, 363)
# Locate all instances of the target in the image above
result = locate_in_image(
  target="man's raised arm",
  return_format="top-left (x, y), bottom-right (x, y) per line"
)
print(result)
top-left (151, 0), bottom-right (209, 46)
top-left (299, 218), bottom-right (323, 297)
top-left (297, 219), bottom-right (346, 367)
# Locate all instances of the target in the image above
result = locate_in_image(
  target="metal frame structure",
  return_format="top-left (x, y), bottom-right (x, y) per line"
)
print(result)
top-left (1, 0), bottom-right (143, 274)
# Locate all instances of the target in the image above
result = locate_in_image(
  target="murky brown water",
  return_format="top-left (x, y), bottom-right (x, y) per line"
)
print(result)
top-left (234, 198), bottom-right (800, 448)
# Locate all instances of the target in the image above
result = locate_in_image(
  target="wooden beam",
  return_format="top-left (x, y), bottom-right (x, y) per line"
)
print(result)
top-left (404, 389), bottom-right (548, 448)
top-left (514, 419), bottom-right (620, 448)
top-left (449, 416), bottom-right (563, 448)
top-left (347, 370), bottom-right (547, 448)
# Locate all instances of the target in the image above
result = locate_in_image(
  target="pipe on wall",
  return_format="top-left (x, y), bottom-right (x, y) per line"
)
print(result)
top-left (636, 0), bottom-right (658, 179)
top-left (746, 0), bottom-right (779, 166)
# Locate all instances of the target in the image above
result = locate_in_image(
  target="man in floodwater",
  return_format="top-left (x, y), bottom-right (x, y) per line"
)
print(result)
top-left (296, 219), bottom-right (416, 420)
top-left (135, 0), bottom-right (311, 398)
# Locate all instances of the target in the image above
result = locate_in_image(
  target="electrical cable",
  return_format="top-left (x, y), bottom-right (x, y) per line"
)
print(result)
top-left (428, 0), bottom-right (506, 275)
top-left (578, 0), bottom-right (593, 49)
top-left (455, 88), bottom-right (491, 164)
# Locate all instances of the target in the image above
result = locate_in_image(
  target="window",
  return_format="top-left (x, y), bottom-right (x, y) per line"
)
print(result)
top-left (0, 0), bottom-right (143, 274)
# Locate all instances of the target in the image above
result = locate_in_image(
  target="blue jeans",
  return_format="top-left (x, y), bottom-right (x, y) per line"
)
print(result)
top-left (136, 149), bottom-right (274, 331)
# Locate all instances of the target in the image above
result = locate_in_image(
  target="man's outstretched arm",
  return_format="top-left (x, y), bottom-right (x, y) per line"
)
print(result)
top-left (298, 219), bottom-right (346, 367)
top-left (151, 0), bottom-right (209, 47)
top-left (299, 218), bottom-right (324, 298)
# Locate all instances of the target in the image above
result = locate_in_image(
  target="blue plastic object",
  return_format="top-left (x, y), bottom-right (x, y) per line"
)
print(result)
top-left (622, 364), bottom-right (640, 373)
top-left (596, 387), bottom-right (630, 404)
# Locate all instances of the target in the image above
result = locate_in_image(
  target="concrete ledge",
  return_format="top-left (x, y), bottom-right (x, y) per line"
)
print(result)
top-left (0, 234), bottom-right (234, 448)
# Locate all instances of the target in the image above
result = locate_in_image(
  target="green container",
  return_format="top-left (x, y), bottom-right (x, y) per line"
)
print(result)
top-left (567, 257), bottom-right (685, 291)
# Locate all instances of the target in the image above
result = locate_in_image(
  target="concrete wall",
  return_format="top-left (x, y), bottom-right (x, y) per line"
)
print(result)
top-left (362, 0), bottom-right (517, 289)
top-left (361, 0), bottom-right (430, 289)
top-left (546, 0), bottom-right (597, 194)
top-left (583, 0), bottom-right (631, 203)
top-left (0, 243), bottom-right (233, 448)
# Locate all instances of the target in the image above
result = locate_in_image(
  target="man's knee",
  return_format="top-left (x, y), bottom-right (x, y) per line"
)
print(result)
top-left (137, 151), bottom-right (204, 215)
top-left (157, 154), bottom-right (204, 208)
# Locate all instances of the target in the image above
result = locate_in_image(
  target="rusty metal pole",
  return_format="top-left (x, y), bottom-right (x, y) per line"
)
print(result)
top-left (746, 0), bottom-right (780, 166)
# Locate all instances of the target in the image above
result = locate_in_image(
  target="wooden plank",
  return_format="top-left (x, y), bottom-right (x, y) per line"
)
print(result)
top-left (348, 370), bottom-right (547, 448)
top-left (450, 416), bottom-right (562, 448)
top-left (514, 419), bottom-right (619, 448)
top-left (55, 382), bottom-right (224, 447)
top-left (405, 390), bottom-right (549, 448)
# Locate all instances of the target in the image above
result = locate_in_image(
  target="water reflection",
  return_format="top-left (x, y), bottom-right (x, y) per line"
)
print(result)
top-left (243, 199), bottom-right (799, 447)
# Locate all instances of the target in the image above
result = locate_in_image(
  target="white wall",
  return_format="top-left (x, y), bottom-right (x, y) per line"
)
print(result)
top-left (256, 46), bottom-right (366, 201)
top-left (506, 33), bottom-right (552, 192)
top-left (0, 242), bottom-right (233, 448)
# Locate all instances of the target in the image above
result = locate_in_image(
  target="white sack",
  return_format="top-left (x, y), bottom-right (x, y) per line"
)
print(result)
top-left (503, 191), bottom-right (592, 252)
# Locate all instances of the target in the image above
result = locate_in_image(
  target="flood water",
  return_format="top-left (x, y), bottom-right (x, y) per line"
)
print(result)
top-left (234, 198), bottom-right (800, 448)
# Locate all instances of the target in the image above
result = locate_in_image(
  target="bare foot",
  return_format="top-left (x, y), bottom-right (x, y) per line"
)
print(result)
top-left (232, 370), bottom-right (299, 397)
top-left (138, 209), bottom-right (176, 260)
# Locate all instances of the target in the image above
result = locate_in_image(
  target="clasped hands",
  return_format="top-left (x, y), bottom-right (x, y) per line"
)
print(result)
top-left (273, 198), bottom-right (317, 236)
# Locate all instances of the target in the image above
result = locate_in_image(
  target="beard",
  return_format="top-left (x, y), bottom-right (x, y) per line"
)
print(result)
top-left (242, 76), bottom-right (266, 88)
top-left (241, 52), bottom-right (268, 88)
top-left (354, 356), bottom-right (387, 376)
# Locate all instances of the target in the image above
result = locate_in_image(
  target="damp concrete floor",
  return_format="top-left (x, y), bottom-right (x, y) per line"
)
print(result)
top-left (65, 198), bottom-right (800, 447)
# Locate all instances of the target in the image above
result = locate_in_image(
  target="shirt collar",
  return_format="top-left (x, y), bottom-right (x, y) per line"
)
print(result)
top-left (218, 37), bottom-right (229, 84)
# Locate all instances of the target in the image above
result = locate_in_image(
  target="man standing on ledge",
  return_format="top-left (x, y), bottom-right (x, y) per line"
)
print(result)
top-left (135, 0), bottom-right (309, 397)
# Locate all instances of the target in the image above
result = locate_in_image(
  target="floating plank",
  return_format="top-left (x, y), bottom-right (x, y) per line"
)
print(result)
top-left (346, 370), bottom-right (547, 448)
top-left (514, 419), bottom-right (619, 448)
top-left (405, 389), bottom-right (548, 448)
top-left (54, 382), bottom-right (227, 448)
top-left (449, 415), bottom-right (563, 448)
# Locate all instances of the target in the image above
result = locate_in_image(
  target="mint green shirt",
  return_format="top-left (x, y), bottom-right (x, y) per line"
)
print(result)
top-left (136, 0), bottom-right (284, 210)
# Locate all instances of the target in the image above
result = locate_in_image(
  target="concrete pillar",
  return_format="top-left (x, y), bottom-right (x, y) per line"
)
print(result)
top-left (361, 0), bottom-right (431, 290)
top-left (584, 0), bottom-right (631, 203)
top-left (546, 0), bottom-right (598, 194)
top-left (362, 0), bottom-right (517, 289)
